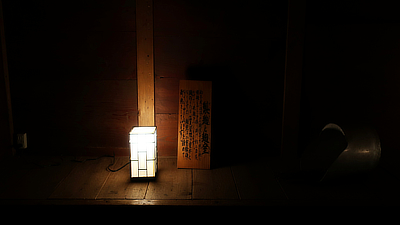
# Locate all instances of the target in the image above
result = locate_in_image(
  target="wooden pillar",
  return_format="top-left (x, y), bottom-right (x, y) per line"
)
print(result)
top-left (136, 0), bottom-right (155, 126)
top-left (281, 0), bottom-right (306, 158)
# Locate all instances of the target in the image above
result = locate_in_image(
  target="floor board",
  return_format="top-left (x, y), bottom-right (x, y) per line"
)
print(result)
top-left (231, 159), bottom-right (287, 200)
top-left (145, 158), bottom-right (192, 199)
top-left (97, 156), bottom-right (148, 200)
top-left (49, 157), bottom-right (112, 199)
top-left (193, 167), bottom-right (239, 199)
top-left (276, 165), bottom-right (400, 203)
top-left (0, 156), bottom-right (76, 199)
top-left (267, 157), bottom-right (400, 204)
top-left (2, 155), bottom-right (400, 205)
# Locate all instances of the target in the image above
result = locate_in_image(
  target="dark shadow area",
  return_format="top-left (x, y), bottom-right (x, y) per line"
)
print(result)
top-left (300, 128), bottom-right (348, 181)
top-left (186, 65), bottom-right (242, 168)
top-left (186, 65), bottom-right (281, 168)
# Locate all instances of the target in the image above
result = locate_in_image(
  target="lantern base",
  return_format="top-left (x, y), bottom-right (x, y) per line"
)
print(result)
top-left (130, 174), bottom-right (157, 182)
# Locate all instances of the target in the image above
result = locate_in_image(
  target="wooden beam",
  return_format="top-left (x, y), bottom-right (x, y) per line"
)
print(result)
top-left (136, 0), bottom-right (155, 126)
top-left (281, 0), bottom-right (306, 158)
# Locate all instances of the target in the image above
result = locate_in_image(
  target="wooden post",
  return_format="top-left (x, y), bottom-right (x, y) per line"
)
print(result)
top-left (136, 0), bottom-right (155, 126)
top-left (0, 0), bottom-right (14, 156)
top-left (281, 0), bottom-right (306, 158)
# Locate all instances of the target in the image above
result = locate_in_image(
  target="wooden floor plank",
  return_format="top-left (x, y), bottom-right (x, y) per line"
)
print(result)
top-left (193, 167), bottom-right (239, 200)
top-left (0, 156), bottom-right (76, 199)
top-left (49, 157), bottom-right (112, 199)
top-left (96, 156), bottom-right (148, 200)
top-left (5, 155), bottom-right (400, 205)
top-left (0, 199), bottom-right (289, 206)
top-left (231, 158), bottom-right (287, 200)
top-left (274, 163), bottom-right (400, 202)
top-left (145, 158), bottom-right (192, 199)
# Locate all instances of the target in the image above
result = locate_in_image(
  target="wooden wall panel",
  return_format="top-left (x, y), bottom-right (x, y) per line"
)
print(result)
top-left (4, 0), bottom-right (137, 81)
top-left (156, 114), bottom-right (178, 156)
top-left (154, 37), bottom-right (207, 79)
top-left (4, 0), bottom-right (138, 156)
top-left (12, 80), bottom-right (137, 156)
top-left (7, 31), bottom-right (137, 81)
top-left (3, 0), bottom-right (136, 33)
top-left (154, 0), bottom-right (287, 39)
top-left (44, 0), bottom-right (136, 32)
top-left (48, 31), bottom-right (137, 80)
top-left (155, 77), bottom-right (179, 114)
top-left (4, 0), bottom-right (288, 157)
top-left (153, 0), bottom-right (288, 158)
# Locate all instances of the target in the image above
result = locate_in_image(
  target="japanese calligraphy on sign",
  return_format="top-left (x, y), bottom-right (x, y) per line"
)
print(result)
top-left (177, 80), bottom-right (212, 169)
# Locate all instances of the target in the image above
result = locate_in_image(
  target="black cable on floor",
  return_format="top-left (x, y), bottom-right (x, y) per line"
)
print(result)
top-left (107, 161), bottom-right (131, 172)
top-left (105, 152), bottom-right (131, 172)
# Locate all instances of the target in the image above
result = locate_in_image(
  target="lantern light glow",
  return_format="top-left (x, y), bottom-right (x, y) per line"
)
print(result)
top-left (129, 126), bottom-right (157, 179)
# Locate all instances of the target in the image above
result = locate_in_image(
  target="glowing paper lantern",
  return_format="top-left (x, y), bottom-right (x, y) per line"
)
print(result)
top-left (129, 127), bottom-right (157, 179)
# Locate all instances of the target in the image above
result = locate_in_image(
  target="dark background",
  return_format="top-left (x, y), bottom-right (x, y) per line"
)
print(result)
top-left (301, 0), bottom-right (400, 173)
top-left (1, 0), bottom-right (400, 171)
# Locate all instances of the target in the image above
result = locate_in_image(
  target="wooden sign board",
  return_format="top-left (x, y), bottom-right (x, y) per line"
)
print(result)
top-left (177, 80), bottom-right (212, 169)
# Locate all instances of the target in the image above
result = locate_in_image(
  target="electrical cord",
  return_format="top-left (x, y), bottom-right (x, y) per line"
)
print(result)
top-left (71, 152), bottom-right (131, 172)
top-left (107, 161), bottom-right (131, 172)
top-left (106, 152), bottom-right (131, 172)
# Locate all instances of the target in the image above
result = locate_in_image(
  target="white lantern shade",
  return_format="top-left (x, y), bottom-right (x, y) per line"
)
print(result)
top-left (129, 126), bottom-right (157, 178)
